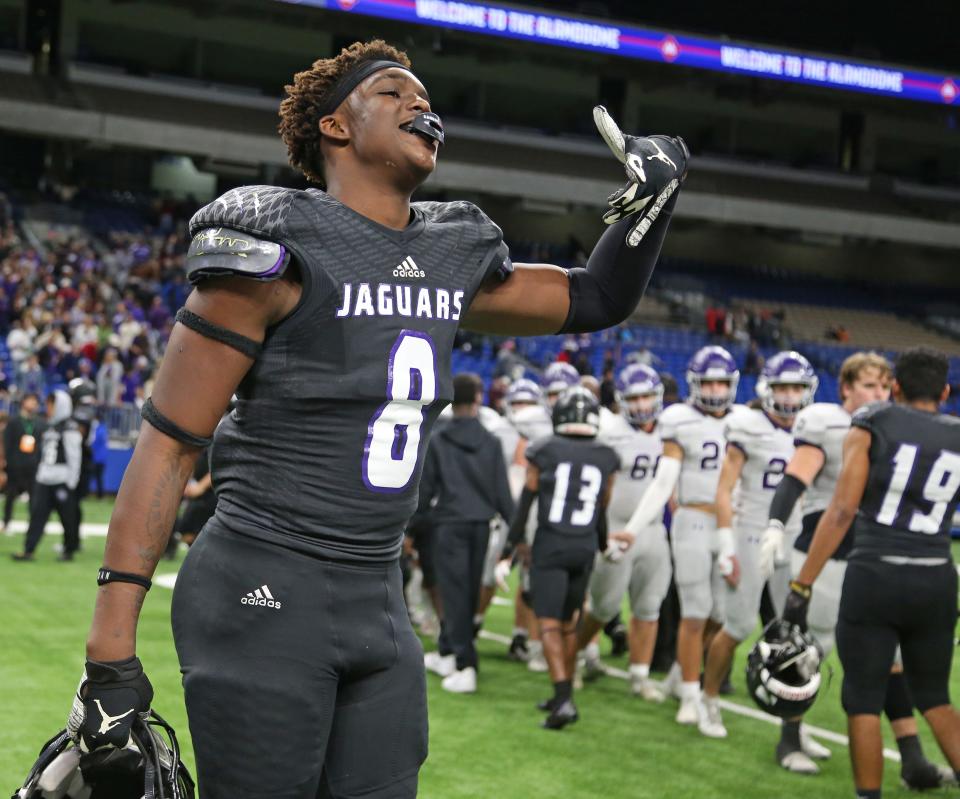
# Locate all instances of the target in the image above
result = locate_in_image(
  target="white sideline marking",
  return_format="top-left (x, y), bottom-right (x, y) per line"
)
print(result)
top-left (477, 629), bottom-right (903, 764)
top-left (3, 520), bottom-right (109, 536)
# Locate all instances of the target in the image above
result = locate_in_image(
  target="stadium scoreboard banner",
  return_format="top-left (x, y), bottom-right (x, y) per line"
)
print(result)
top-left (282, 0), bottom-right (959, 106)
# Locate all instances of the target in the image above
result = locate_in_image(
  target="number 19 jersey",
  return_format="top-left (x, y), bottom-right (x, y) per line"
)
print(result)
top-left (189, 186), bottom-right (510, 563)
top-left (658, 402), bottom-right (748, 505)
top-left (852, 402), bottom-right (960, 560)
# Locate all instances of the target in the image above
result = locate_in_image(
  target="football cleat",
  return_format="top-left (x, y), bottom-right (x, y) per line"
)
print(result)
top-left (800, 728), bottom-right (832, 760)
top-left (542, 700), bottom-right (579, 730)
top-left (527, 642), bottom-right (549, 673)
top-left (507, 633), bottom-right (530, 662)
top-left (676, 697), bottom-right (699, 725)
top-left (631, 676), bottom-right (665, 703)
top-left (424, 651), bottom-right (456, 678)
top-left (697, 697), bottom-right (727, 739)
top-left (777, 746), bottom-right (820, 775)
top-left (440, 667), bottom-right (477, 694)
top-left (901, 759), bottom-right (955, 790)
top-left (662, 662), bottom-right (682, 700)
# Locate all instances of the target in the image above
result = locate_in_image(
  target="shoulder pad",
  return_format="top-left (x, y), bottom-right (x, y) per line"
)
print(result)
top-left (189, 185), bottom-right (295, 239)
top-left (186, 227), bottom-right (290, 286)
top-left (851, 400), bottom-right (891, 431)
top-left (724, 408), bottom-right (759, 438)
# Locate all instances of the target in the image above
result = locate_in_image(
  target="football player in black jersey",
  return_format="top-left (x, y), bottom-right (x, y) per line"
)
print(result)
top-left (70, 40), bottom-right (687, 797)
top-left (499, 387), bottom-right (627, 729)
top-left (788, 348), bottom-right (960, 799)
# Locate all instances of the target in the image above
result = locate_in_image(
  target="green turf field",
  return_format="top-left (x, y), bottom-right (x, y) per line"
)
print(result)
top-left (2, 498), bottom-right (958, 797)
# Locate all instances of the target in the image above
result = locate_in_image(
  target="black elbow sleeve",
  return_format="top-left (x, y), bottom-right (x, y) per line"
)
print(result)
top-left (769, 473), bottom-right (807, 526)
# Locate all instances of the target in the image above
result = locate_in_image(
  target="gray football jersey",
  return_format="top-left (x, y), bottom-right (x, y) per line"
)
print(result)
top-left (725, 409), bottom-right (800, 533)
top-left (659, 402), bottom-right (749, 505)
top-left (189, 186), bottom-right (510, 562)
top-left (792, 403), bottom-right (851, 515)
top-left (598, 412), bottom-right (663, 529)
top-left (512, 404), bottom-right (553, 443)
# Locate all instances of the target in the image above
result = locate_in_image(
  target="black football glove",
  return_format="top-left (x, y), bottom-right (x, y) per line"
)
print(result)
top-left (782, 580), bottom-right (812, 632)
top-left (594, 105), bottom-right (689, 247)
top-left (67, 655), bottom-right (153, 753)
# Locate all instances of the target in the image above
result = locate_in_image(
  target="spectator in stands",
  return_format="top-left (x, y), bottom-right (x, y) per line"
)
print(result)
top-left (2, 392), bottom-right (40, 532)
top-left (96, 347), bottom-right (124, 406)
top-left (743, 340), bottom-right (764, 376)
top-left (18, 353), bottom-right (45, 397)
top-left (600, 366), bottom-right (617, 410)
top-left (6, 318), bottom-right (32, 367)
top-left (493, 339), bottom-right (523, 380)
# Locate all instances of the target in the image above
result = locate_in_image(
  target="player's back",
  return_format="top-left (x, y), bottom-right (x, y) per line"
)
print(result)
top-left (852, 402), bottom-right (960, 561)
top-left (726, 408), bottom-right (799, 533)
top-left (191, 186), bottom-right (509, 562)
top-left (659, 402), bottom-right (747, 505)
top-left (598, 412), bottom-right (662, 528)
top-left (527, 434), bottom-right (620, 550)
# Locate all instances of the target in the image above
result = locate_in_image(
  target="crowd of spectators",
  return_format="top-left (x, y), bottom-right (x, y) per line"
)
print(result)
top-left (0, 191), bottom-right (193, 409)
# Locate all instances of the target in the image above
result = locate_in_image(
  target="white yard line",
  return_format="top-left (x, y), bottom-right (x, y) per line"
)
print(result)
top-left (3, 520), bottom-right (109, 536)
top-left (476, 629), bottom-right (902, 763)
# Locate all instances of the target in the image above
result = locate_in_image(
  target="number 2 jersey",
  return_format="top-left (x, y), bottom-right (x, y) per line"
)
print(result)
top-left (188, 186), bottom-right (511, 562)
top-left (850, 402), bottom-right (960, 561)
top-left (526, 434), bottom-right (620, 555)
top-left (724, 408), bottom-right (800, 535)
top-left (658, 402), bottom-right (749, 505)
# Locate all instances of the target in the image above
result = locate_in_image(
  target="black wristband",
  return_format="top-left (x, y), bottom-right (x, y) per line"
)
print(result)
top-left (98, 567), bottom-right (152, 591)
top-left (768, 472), bottom-right (807, 526)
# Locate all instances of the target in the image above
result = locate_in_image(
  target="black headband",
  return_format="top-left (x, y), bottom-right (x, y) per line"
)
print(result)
top-left (317, 59), bottom-right (407, 116)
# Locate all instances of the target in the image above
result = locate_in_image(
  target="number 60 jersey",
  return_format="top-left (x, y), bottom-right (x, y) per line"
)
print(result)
top-left (187, 186), bottom-right (511, 563)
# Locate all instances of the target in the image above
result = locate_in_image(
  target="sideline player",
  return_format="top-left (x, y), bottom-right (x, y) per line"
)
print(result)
top-left (69, 40), bottom-right (688, 796)
top-left (620, 346), bottom-right (746, 725)
top-left (576, 363), bottom-right (671, 700)
top-left (499, 386), bottom-right (624, 729)
top-left (698, 353), bottom-right (817, 754)
top-left (763, 351), bottom-right (950, 786)
top-left (788, 348), bottom-right (960, 799)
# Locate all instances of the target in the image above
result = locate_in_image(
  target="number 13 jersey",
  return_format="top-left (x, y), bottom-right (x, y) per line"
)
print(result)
top-left (189, 186), bottom-right (511, 562)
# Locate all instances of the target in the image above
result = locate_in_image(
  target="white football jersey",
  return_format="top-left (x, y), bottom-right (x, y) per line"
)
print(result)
top-left (478, 405), bottom-right (519, 467)
top-left (659, 402), bottom-right (749, 505)
top-left (791, 402), bottom-right (851, 515)
top-left (511, 404), bottom-right (553, 443)
top-left (725, 408), bottom-right (801, 533)
top-left (598, 412), bottom-right (663, 529)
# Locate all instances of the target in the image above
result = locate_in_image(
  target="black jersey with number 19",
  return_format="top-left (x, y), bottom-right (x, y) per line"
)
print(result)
top-left (850, 402), bottom-right (960, 561)
top-left (188, 186), bottom-right (511, 563)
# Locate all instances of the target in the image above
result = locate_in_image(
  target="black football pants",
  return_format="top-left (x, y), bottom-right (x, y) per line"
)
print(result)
top-left (837, 559), bottom-right (957, 715)
top-left (434, 521), bottom-right (489, 671)
top-left (172, 523), bottom-right (427, 798)
top-left (23, 482), bottom-right (79, 555)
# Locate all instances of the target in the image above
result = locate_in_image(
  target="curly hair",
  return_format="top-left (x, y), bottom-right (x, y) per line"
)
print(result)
top-left (278, 40), bottom-right (412, 185)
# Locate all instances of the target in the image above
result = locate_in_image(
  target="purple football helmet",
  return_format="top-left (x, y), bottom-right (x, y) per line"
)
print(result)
top-left (504, 378), bottom-right (543, 422)
top-left (618, 363), bottom-right (664, 426)
top-left (542, 361), bottom-right (580, 404)
top-left (686, 346), bottom-right (739, 412)
top-left (757, 351), bottom-right (818, 418)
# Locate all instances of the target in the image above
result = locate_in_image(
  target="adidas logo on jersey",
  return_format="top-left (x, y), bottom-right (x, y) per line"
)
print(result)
top-left (241, 584), bottom-right (282, 609)
top-left (393, 257), bottom-right (425, 279)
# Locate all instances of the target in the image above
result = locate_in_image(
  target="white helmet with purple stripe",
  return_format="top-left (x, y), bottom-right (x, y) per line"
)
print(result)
top-left (686, 346), bottom-right (739, 412)
top-left (542, 361), bottom-right (580, 405)
top-left (757, 351), bottom-right (818, 418)
top-left (504, 378), bottom-right (543, 422)
top-left (617, 363), bottom-right (664, 426)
